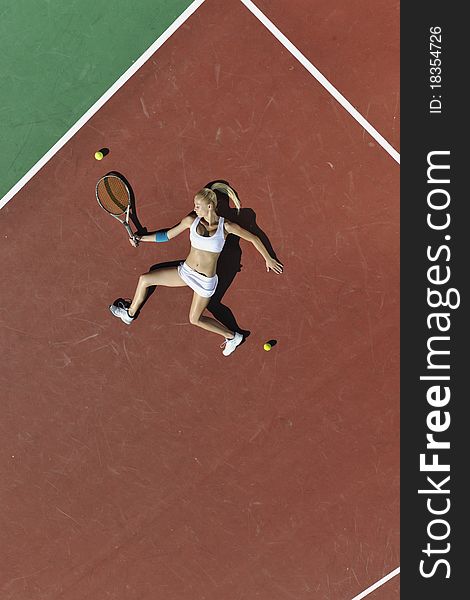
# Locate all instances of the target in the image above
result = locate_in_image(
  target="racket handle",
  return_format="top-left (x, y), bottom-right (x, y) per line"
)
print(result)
top-left (124, 223), bottom-right (134, 238)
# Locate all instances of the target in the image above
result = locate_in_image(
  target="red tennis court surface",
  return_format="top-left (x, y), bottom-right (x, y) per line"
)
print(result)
top-left (1, 1), bottom-right (399, 598)
top-left (253, 0), bottom-right (400, 149)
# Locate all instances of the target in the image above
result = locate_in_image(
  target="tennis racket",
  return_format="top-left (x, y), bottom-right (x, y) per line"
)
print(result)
top-left (96, 174), bottom-right (134, 239)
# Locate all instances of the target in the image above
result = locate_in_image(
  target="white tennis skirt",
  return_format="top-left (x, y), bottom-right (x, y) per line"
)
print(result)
top-left (177, 261), bottom-right (218, 298)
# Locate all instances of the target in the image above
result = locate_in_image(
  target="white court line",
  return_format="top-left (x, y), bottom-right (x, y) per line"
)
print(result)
top-left (351, 567), bottom-right (400, 600)
top-left (0, 0), bottom-right (206, 210)
top-left (239, 0), bottom-right (400, 165)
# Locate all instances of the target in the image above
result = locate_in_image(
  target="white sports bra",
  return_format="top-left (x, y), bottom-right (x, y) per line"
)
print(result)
top-left (190, 216), bottom-right (226, 253)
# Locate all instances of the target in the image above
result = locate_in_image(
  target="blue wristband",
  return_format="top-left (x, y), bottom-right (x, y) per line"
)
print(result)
top-left (155, 230), bottom-right (169, 242)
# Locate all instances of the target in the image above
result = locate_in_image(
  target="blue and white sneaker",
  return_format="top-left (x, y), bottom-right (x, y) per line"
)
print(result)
top-left (109, 300), bottom-right (134, 325)
top-left (220, 332), bottom-right (243, 356)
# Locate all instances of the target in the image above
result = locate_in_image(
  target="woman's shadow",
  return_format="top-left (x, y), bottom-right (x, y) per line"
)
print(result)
top-left (114, 175), bottom-right (281, 340)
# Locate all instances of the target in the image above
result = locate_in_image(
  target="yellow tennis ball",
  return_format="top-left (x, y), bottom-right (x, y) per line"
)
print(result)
top-left (94, 151), bottom-right (104, 160)
top-left (263, 343), bottom-right (272, 351)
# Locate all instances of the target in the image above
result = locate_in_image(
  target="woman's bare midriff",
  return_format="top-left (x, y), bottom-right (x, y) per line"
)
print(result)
top-left (185, 247), bottom-right (220, 277)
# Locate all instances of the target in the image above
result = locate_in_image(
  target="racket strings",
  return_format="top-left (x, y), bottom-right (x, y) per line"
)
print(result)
top-left (97, 177), bottom-right (129, 215)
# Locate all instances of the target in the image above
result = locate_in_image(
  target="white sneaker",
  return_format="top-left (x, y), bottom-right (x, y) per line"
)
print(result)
top-left (109, 300), bottom-right (134, 325)
top-left (220, 332), bottom-right (243, 356)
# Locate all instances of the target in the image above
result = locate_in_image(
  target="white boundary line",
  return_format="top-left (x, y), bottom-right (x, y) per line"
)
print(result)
top-left (0, 0), bottom-right (206, 210)
top-left (351, 567), bottom-right (400, 600)
top-left (239, 0), bottom-right (400, 165)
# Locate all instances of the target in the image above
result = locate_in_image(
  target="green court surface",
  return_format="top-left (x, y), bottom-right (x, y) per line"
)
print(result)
top-left (0, 0), bottom-right (194, 200)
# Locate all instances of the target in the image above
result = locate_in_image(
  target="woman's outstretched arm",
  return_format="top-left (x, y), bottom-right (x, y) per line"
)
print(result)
top-left (224, 221), bottom-right (283, 274)
top-left (130, 214), bottom-right (195, 247)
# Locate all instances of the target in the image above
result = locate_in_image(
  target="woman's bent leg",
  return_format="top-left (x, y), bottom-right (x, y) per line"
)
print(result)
top-left (128, 267), bottom-right (186, 316)
top-left (188, 292), bottom-right (234, 338)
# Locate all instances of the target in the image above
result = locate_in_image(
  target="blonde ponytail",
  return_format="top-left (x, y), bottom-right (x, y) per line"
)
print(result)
top-left (210, 182), bottom-right (241, 212)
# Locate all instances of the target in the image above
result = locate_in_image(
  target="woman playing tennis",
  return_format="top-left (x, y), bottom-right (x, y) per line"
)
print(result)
top-left (109, 183), bottom-right (283, 356)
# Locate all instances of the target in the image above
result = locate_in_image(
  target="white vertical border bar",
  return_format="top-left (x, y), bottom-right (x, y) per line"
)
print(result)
top-left (239, 0), bottom-right (400, 164)
top-left (351, 567), bottom-right (400, 600)
top-left (0, 0), bottom-right (206, 210)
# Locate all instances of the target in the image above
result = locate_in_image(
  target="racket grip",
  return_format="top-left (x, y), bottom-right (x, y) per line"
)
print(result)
top-left (124, 223), bottom-right (134, 238)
